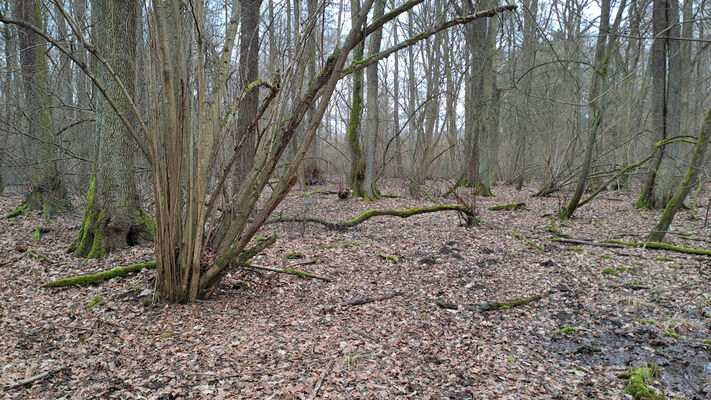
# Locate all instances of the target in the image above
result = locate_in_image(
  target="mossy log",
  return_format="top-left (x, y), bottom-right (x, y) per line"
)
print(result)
top-left (267, 204), bottom-right (478, 229)
top-left (490, 202), bottom-right (527, 211)
top-left (604, 239), bottom-right (711, 256)
top-left (472, 294), bottom-right (544, 312)
top-left (340, 291), bottom-right (403, 306)
top-left (246, 263), bottom-right (332, 282)
top-left (44, 261), bottom-right (157, 288)
top-left (513, 231), bottom-right (544, 250)
top-left (553, 237), bottom-right (711, 256)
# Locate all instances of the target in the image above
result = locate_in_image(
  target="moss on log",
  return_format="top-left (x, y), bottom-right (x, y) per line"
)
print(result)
top-left (43, 261), bottom-right (156, 288)
top-left (490, 202), bottom-right (527, 211)
top-left (513, 231), bottom-right (544, 250)
top-left (268, 204), bottom-right (478, 229)
top-left (472, 294), bottom-right (544, 312)
top-left (618, 363), bottom-right (665, 400)
top-left (603, 240), bottom-right (711, 256)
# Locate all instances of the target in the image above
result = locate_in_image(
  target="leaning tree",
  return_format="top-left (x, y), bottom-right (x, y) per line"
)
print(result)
top-left (1, 0), bottom-right (515, 302)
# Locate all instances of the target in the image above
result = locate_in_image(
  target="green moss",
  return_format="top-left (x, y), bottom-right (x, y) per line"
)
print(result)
top-left (604, 240), bottom-right (711, 256)
top-left (33, 228), bottom-right (41, 242)
top-left (554, 326), bottom-right (578, 335)
top-left (602, 268), bottom-right (618, 276)
top-left (143, 292), bottom-right (159, 306)
top-left (232, 280), bottom-right (250, 290)
top-left (299, 190), bottom-right (331, 196)
top-left (567, 247), bottom-right (584, 252)
top-left (655, 257), bottom-right (673, 262)
top-left (283, 268), bottom-right (308, 278)
top-left (86, 296), bottom-right (102, 309)
top-left (377, 253), bottom-right (398, 263)
top-left (506, 356), bottom-right (515, 362)
top-left (25, 249), bottom-right (48, 261)
top-left (44, 261), bottom-right (157, 288)
top-left (633, 318), bottom-right (656, 324)
top-left (160, 331), bottom-right (172, 339)
top-left (134, 209), bottom-right (156, 237)
top-left (3, 202), bottom-right (28, 219)
top-left (547, 220), bottom-right (569, 237)
top-left (284, 251), bottom-right (305, 260)
top-left (601, 254), bottom-right (613, 259)
top-left (490, 202), bottom-right (527, 211)
top-left (665, 331), bottom-right (680, 339)
top-left (512, 231), bottom-right (544, 250)
top-left (703, 339), bottom-right (711, 351)
top-left (616, 266), bottom-right (633, 273)
top-left (618, 363), bottom-right (665, 400)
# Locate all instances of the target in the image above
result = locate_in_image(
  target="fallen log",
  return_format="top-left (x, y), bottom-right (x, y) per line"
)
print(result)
top-left (340, 291), bottom-right (403, 306)
top-left (246, 263), bottom-right (332, 282)
top-left (552, 237), bottom-right (711, 256)
top-left (469, 294), bottom-right (545, 312)
top-left (2, 366), bottom-right (65, 391)
top-left (43, 261), bottom-right (157, 288)
top-left (267, 204), bottom-right (478, 229)
top-left (489, 202), bottom-right (527, 211)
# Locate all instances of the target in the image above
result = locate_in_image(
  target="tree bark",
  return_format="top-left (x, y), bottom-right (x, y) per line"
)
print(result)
top-left (69, 0), bottom-right (153, 258)
top-left (362, 0), bottom-right (385, 201)
top-left (13, 0), bottom-right (71, 216)
top-left (347, 0), bottom-right (366, 197)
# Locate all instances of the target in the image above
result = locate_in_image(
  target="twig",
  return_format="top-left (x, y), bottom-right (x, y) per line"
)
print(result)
top-left (340, 292), bottom-right (403, 307)
top-left (0, 256), bottom-right (21, 267)
top-left (2, 366), bottom-right (65, 391)
top-left (309, 359), bottom-right (335, 400)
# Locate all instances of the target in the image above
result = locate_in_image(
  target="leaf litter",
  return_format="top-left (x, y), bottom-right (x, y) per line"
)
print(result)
top-left (0, 182), bottom-right (710, 399)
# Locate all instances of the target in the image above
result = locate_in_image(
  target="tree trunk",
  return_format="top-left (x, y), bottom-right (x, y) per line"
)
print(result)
top-left (347, 0), bottom-right (365, 197)
top-left (392, 22), bottom-right (403, 177)
top-left (69, 0), bottom-right (153, 258)
top-left (234, 0), bottom-right (263, 188)
top-left (13, 0), bottom-right (71, 216)
top-left (560, 0), bottom-right (613, 218)
top-left (649, 105), bottom-right (711, 242)
top-left (361, 0), bottom-right (385, 201)
top-left (637, 0), bottom-right (673, 209)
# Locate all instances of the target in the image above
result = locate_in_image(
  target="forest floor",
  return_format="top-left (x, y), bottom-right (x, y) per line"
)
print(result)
top-left (1, 182), bottom-right (710, 399)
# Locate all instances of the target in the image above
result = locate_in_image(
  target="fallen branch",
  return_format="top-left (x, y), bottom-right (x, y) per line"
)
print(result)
top-left (490, 202), bottom-right (527, 211)
top-left (513, 231), bottom-right (544, 250)
top-left (43, 261), bottom-right (157, 288)
top-left (472, 294), bottom-right (545, 312)
top-left (604, 240), bottom-right (711, 256)
top-left (553, 237), bottom-right (711, 256)
top-left (309, 359), bottom-right (335, 400)
top-left (2, 366), bottom-right (65, 391)
top-left (245, 263), bottom-right (332, 282)
top-left (0, 256), bottom-right (22, 267)
top-left (436, 300), bottom-right (458, 310)
top-left (552, 238), bottom-right (625, 248)
top-left (340, 291), bottom-right (403, 306)
top-left (267, 204), bottom-right (478, 229)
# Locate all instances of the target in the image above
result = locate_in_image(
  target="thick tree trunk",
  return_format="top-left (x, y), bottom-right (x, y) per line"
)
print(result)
top-left (234, 0), bottom-right (263, 187)
top-left (69, 0), bottom-right (153, 258)
top-left (13, 0), bottom-right (71, 216)
top-left (392, 23), bottom-right (404, 177)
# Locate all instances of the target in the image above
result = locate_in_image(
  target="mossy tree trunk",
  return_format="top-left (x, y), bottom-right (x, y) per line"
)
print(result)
top-left (13, 0), bottom-right (70, 217)
top-left (347, 0), bottom-right (366, 198)
top-left (69, 0), bottom-right (153, 258)
top-left (649, 105), bottom-right (710, 242)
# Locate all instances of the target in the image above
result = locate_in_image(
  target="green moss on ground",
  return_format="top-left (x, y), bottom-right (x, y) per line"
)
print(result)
top-left (604, 240), bottom-right (711, 256)
top-left (377, 253), bottom-right (398, 263)
top-left (86, 296), bottom-right (102, 309)
top-left (602, 268), bottom-right (619, 276)
top-left (284, 252), bottom-right (305, 259)
top-left (554, 326), bottom-right (578, 335)
top-left (44, 261), bottom-right (157, 288)
top-left (490, 202), bottom-right (527, 211)
top-left (312, 241), bottom-right (360, 250)
top-left (513, 231), bottom-right (544, 250)
top-left (618, 363), bottom-right (665, 400)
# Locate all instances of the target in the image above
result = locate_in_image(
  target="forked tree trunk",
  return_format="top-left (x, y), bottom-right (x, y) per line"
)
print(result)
top-left (69, 0), bottom-right (153, 258)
